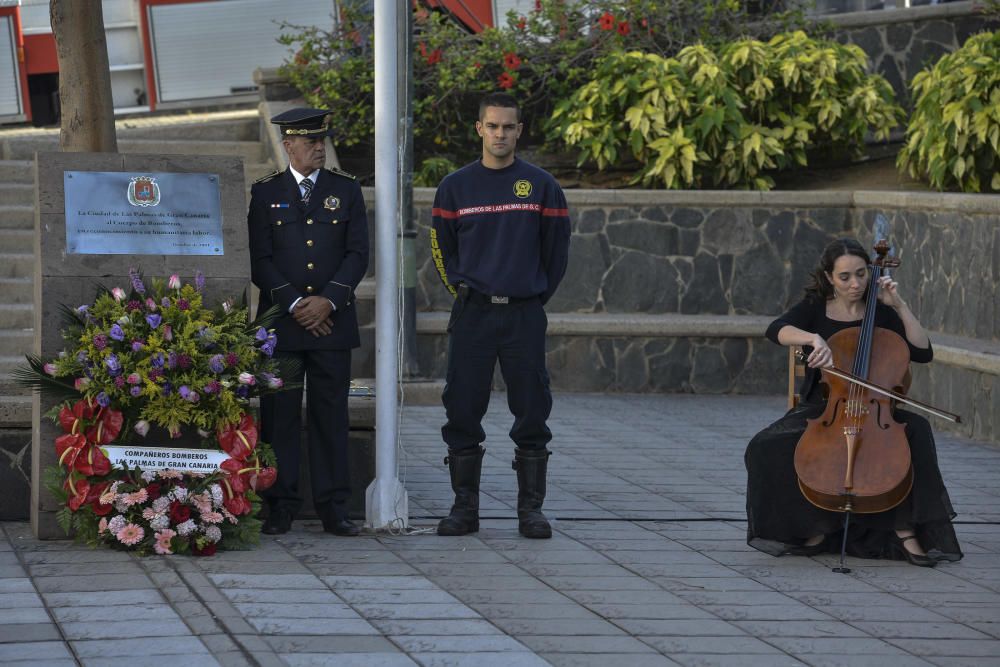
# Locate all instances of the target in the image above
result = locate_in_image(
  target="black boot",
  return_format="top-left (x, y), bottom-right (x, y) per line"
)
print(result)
top-left (513, 447), bottom-right (552, 539)
top-left (437, 446), bottom-right (485, 536)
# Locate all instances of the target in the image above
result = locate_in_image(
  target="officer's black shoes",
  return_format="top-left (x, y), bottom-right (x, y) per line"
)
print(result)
top-left (514, 447), bottom-right (552, 539)
top-left (323, 517), bottom-right (361, 537)
top-left (262, 509), bottom-right (293, 535)
top-left (320, 504), bottom-right (361, 536)
top-left (437, 446), bottom-right (486, 536)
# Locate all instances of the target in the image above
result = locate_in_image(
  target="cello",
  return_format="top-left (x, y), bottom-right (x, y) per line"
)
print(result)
top-left (793, 238), bottom-right (921, 573)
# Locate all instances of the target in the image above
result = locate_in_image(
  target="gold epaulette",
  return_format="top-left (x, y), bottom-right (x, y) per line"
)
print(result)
top-left (253, 169), bottom-right (282, 184)
top-left (325, 167), bottom-right (357, 181)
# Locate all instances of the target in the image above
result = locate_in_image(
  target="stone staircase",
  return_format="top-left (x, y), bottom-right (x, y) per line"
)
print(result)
top-left (0, 109), bottom-right (281, 430)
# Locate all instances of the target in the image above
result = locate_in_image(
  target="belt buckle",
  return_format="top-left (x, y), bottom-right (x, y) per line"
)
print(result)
top-left (491, 296), bottom-right (509, 305)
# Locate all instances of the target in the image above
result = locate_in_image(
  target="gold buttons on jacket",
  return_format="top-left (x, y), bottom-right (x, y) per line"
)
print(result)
top-left (306, 218), bottom-right (314, 225)
top-left (305, 286), bottom-right (314, 293)
top-left (331, 219), bottom-right (339, 225)
top-left (307, 262), bottom-right (314, 270)
top-left (275, 220), bottom-right (283, 226)
top-left (306, 239), bottom-right (314, 247)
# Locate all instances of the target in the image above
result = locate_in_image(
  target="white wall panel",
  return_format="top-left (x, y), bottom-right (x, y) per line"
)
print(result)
top-left (0, 15), bottom-right (22, 117)
top-left (149, 0), bottom-right (334, 103)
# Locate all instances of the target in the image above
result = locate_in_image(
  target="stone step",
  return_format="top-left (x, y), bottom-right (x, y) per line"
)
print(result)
top-left (0, 160), bottom-right (34, 183)
top-left (0, 392), bottom-right (30, 427)
top-left (0, 277), bottom-right (31, 303)
top-left (0, 329), bottom-right (32, 356)
top-left (0, 355), bottom-right (26, 378)
top-left (0, 303), bottom-right (32, 328)
top-left (2, 137), bottom-right (267, 163)
top-left (0, 206), bottom-right (33, 229)
top-left (0, 228), bottom-right (33, 253)
top-left (0, 184), bottom-right (33, 206)
top-left (117, 115), bottom-right (259, 142)
top-left (0, 254), bottom-right (32, 279)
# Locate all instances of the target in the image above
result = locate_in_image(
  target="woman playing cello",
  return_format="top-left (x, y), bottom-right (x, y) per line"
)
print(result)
top-left (744, 238), bottom-right (962, 566)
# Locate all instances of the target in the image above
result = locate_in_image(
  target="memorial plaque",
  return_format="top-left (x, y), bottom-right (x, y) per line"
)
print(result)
top-left (64, 171), bottom-right (224, 255)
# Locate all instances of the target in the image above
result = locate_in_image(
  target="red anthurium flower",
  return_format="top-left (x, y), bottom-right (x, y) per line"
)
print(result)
top-left (250, 466), bottom-right (277, 492)
top-left (56, 433), bottom-right (87, 468)
top-left (617, 21), bottom-right (630, 36)
top-left (59, 405), bottom-right (82, 434)
top-left (224, 493), bottom-right (251, 516)
top-left (65, 477), bottom-right (90, 511)
top-left (74, 443), bottom-right (111, 477)
top-left (598, 12), bottom-right (615, 30)
top-left (426, 48), bottom-right (442, 65)
top-left (503, 52), bottom-right (521, 70)
top-left (220, 458), bottom-right (248, 494)
top-left (217, 414), bottom-right (258, 461)
top-left (498, 72), bottom-right (516, 89)
top-left (85, 481), bottom-right (112, 515)
top-left (85, 408), bottom-right (123, 445)
top-left (516, 16), bottom-right (527, 30)
top-left (76, 397), bottom-right (98, 420)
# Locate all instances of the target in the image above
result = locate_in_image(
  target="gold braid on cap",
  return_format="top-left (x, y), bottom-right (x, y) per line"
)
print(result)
top-left (284, 127), bottom-right (327, 136)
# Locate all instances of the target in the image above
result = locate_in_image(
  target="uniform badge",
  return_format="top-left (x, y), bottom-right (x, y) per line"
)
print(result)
top-left (513, 179), bottom-right (532, 198)
top-left (324, 195), bottom-right (340, 211)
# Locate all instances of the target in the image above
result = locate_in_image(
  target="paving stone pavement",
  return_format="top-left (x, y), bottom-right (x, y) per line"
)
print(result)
top-left (2, 393), bottom-right (998, 667)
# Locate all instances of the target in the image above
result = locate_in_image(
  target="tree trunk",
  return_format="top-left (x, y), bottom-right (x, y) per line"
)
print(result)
top-left (50, 0), bottom-right (117, 152)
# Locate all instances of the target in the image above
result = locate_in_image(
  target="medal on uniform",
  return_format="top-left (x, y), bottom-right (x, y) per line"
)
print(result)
top-left (324, 195), bottom-right (340, 211)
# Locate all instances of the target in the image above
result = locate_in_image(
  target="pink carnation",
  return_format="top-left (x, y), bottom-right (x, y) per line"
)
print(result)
top-left (98, 517), bottom-right (108, 534)
top-left (200, 511), bottom-right (224, 524)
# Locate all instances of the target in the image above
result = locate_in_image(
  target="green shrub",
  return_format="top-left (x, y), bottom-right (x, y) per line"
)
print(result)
top-left (278, 1), bottom-right (811, 172)
top-left (897, 30), bottom-right (1000, 193)
top-left (547, 31), bottom-right (903, 190)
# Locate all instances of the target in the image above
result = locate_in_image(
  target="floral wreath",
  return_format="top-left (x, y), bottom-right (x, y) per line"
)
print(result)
top-left (19, 269), bottom-right (289, 556)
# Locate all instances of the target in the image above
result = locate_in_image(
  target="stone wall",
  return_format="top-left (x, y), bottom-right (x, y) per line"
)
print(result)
top-left (413, 190), bottom-right (855, 316)
top-left (827, 2), bottom-right (999, 107)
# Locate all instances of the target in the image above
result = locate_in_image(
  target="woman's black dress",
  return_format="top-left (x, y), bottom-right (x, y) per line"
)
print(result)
top-left (744, 298), bottom-right (963, 562)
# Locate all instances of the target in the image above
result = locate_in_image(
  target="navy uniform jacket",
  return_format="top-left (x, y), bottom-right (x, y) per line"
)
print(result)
top-left (248, 167), bottom-right (369, 350)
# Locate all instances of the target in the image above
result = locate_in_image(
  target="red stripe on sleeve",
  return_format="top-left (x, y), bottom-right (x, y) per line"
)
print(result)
top-left (542, 208), bottom-right (569, 217)
top-left (432, 207), bottom-right (459, 219)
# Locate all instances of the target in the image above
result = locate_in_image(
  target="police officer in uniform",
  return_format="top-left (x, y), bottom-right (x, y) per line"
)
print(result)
top-left (247, 108), bottom-right (369, 536)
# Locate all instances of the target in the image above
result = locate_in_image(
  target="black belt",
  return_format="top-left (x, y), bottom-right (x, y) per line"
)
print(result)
top-left (458, 285), bottom-right (536, 305)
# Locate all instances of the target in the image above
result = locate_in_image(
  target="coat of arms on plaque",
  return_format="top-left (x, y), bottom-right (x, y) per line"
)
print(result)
top-left (127, 176), bottom-right (161, 207)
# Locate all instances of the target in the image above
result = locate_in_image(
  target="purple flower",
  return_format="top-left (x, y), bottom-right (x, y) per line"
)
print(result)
top-left (203, 380), bottom-right (221, 394)
top-left (161, 297), bottom-right (171, 308)
top-left (148, 368), bottom-right (163, 380)
top-left (209, 354), bottom-right (225, 374)
top-left (166, 352), bottom-right (178, 369)
top-left (177, 354), bottom-right (192, 369)
top-left (130, 386), bottom-right (142, 397)
top-left (109, 324), bottom-right (125, 341)
top-left (96, 392), bottom-right (110, 407)
top-left (195, 270), bottom-right (205, 292)
top-left (129, 267), bottom-right (146, 295)
top-left (131, 340), bottom-right (145, 352)
top-left (93, 334), bottom-right (108, 350)
top-left (151, 353), bottom-right (164, 369)
top-left (105, 354), bottom-right (122, 377)
top-left (225, 352), bottom-right (238, 366)
top-left (76, 351), bottom-right (88, 364)
top-left (114, 376), bottom-right (126, 388)
top-left (126, 299), bottom-right (142, 311)
top-left (161, 382), bottom-right (173, 396)
top-left (145, 313), bottom-right (162, 329)
top-left (178, 385), bottom-right (191, 400)
top-left (177, 298), bottom-right (190, 311)
top-left (76, 305), bottom-right (89, 318)
top-left (260, 340), bottom-right (275, 357)
top-left (236, 385), bottom-right (250, 399)
top-left (255, 327), bottom-right (268, 342)
top-left (145, 298), bottom-right (157, 311)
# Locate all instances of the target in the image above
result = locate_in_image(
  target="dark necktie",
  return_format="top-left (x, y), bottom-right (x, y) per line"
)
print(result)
top-left (300, 177), bottom-right (313, 203)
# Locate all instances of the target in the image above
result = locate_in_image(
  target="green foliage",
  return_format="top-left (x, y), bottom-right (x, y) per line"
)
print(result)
top-left (548, 31), bottom-right (904, 189)
top-left (278, 0), bottom-right (811, 172)
top-left (414, 157), bottom-right (460, 187)
top-left (897, 30), bottom-right (1000, 193)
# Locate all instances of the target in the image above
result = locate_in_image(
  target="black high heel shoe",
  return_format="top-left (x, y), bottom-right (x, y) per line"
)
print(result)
top-left (786, 535), bottom-right (827, 557)
top-left (891, 534), bottom-right (936, 568)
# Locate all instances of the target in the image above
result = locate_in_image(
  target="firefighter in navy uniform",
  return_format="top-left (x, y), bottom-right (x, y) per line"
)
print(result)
top-left (431, 93), bottom-right (571, 539)
top-left (247, 108), bottom-right (369, 536)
